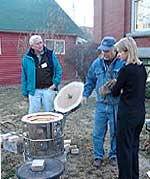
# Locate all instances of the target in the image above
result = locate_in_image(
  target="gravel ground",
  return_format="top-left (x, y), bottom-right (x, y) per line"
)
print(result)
top-left (1, 85), bottom-right (150, 179)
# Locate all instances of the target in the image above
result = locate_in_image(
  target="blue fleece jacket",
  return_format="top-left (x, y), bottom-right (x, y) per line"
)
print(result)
top-left (22, 47), bottom-right (62, 97)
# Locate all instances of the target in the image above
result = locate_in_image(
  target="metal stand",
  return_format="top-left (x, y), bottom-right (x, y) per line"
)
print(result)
top-left (16, 159), bottom-right (64, 179)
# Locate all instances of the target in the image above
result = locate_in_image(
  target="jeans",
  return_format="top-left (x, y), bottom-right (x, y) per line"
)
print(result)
top-left (28, 88), bottom-right (56, 114)
top-left (93, 102), bottom-right (118, 160)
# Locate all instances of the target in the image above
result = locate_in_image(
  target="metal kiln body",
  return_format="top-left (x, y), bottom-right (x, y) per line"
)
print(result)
top-left (21, 112), bottom-right (64, 161)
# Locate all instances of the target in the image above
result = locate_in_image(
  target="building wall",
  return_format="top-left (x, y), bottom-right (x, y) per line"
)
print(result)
top-left (94, 0), bottom-right (150, 52)
top-left (94, 0), bottom-right (127, 43)
top-left (0, 32), bottom-right (21, 85)
top-left (133, 36), bottom-right (150, 48)
top-left (0, 32), bottom-right (77, 85)
top-left (124, 0), bottom-right (132, 34)
top-left (93, 0), bottom-right (102, 43)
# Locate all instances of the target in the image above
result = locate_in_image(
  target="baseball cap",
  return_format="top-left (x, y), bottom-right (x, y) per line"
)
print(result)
top-left (97, 36), bottom-right (116, 51)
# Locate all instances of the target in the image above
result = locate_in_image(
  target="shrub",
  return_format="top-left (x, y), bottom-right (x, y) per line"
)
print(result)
top-left (145, 80), bottom-right (150, 99)
top-left (64, 42), bottom-right (100, 82)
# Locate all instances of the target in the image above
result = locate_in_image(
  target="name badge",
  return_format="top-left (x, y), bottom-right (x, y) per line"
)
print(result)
top-left (41, 62), bottom-right (47, 68)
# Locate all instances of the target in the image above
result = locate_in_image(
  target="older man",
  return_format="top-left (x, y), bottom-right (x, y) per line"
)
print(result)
top-left (82, 36), bottom-right (124, 168)
top-left (22, 35), bottom-right (62, 114)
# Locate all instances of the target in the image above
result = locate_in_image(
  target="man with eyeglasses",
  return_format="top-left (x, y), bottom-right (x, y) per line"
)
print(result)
top-left (22, 35), bottom-right (62, 114)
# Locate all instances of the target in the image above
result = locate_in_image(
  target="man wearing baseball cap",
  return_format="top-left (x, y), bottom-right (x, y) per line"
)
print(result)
top-left (82, 36), bottom-right (125, 168)
top-left (98, 36), bottom-right (117, 50)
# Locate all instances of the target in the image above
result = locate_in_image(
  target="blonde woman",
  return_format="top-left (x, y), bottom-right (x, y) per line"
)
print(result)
top-left (111, 37), bottom-right (147, 179)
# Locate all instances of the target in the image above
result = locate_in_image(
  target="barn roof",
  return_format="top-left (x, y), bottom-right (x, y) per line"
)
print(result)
top-left (0, 0), bottom-right (83, 36)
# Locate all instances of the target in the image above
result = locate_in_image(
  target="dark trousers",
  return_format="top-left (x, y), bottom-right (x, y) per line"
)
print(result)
top-left (116, 114), bottom-right (144, 179)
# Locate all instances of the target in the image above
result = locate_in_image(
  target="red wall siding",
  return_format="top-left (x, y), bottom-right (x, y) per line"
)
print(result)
top-left (0, 32), bottom-right (77, 85)
top-left (0, 32), bottom-right (22, 85)
top-left (61, 35), bottom-right (77, 80)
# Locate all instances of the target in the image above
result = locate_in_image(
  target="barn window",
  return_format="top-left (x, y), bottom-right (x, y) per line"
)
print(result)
top-left (45, 39), bottom-right (65, 55)
top-left (132, 0), bottom-right (150, 32)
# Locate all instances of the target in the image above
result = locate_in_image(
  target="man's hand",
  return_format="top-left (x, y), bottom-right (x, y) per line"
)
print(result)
top-left (49, 84), bottom-right (56, 90)
top-left (81, 96), bottom-right (88, 105)
top-left (23, 96), bottom-right (29, 103)
top-left (99, 85), bottom-right (110, 97)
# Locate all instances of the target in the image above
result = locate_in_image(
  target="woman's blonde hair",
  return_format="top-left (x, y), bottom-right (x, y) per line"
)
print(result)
top-left (115, 37), bottom-right (142, 65)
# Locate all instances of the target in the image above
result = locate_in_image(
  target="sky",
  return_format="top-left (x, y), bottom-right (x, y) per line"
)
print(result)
top-left (55, 0), bottom-right (94, 27)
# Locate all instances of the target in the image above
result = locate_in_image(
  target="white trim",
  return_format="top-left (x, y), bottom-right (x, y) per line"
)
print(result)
top-left (45, 39), bottom-right (65, 55)
top-left (137, 48), bottom-right (150, 58)
top-left (126, 31), bottom-right (150, 37)
top-left (131, 0), bottom-right (135, 33)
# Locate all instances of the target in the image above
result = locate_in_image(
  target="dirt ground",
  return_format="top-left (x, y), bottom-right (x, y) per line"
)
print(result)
top-left (1, 85), bottom-right (150, 179)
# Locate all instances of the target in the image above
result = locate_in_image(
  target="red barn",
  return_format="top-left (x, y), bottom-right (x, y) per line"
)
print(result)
top-left (0, 0), bottom-right (84, 85)
top-left (94, 0), bottom-right (150, 66)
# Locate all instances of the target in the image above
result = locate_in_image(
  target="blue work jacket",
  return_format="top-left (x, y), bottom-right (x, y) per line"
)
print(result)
top-left (83, 57), bottom-right (125, 105)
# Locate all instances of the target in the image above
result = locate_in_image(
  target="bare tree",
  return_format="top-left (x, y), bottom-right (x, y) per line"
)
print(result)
top-left (64, 42), bottom-right (100, 82)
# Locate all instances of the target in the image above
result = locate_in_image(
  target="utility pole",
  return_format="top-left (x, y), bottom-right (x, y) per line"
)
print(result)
top-left (72, 2), bottom-right (75, 22)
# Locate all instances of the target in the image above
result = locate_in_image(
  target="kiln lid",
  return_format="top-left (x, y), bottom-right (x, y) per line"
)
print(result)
top-left (54, 81), bottom-right (84, 113)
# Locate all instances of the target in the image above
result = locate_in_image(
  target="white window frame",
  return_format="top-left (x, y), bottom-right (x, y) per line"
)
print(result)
top-left (45, 39), bottom-right (65, 55)
top-left (131, 0), bottom-right (150, 35)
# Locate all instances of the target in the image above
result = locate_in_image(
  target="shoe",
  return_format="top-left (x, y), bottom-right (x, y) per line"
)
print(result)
top-left (93, 158), bottom-right (102, 168)
top-left (109, 158), bottom-right (117, 167)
